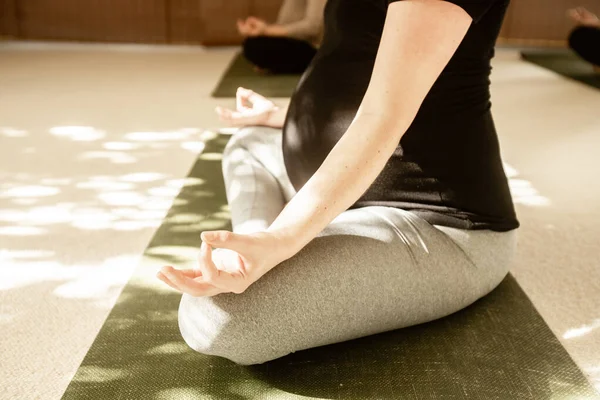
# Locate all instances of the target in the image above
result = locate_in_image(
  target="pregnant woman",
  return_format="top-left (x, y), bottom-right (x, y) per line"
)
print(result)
top-left (158, 0), bottom-right (519, 365)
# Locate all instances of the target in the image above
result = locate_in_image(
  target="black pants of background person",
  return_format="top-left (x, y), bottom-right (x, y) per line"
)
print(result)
top-left (569, 26), bottom-right (600, 67)
top-left (243, 36), bottom-right (317, 74)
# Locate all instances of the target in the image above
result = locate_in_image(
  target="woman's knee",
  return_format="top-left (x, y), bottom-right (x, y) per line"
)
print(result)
top-left (568, 26), bottom-right (600, 64)
top-left (223, 126), bottom-right (278, 157)
top-left (178, 294), bottom-right (286, 365)
top-left (242, 37), bottom-right (272, 68)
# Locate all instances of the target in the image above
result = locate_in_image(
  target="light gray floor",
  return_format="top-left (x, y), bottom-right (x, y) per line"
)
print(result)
top-left (0, 43), bottom-right (598, 400)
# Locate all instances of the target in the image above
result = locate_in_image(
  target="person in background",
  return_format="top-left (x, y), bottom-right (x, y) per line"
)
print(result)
top-left (237, 0), bottom-right (326, 74)
top-left (567, 6), bottom-right (600, 72)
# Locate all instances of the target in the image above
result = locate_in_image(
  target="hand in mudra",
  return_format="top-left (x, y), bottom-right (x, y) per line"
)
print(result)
top-left (237, 17), bottom-right (268, 37)
top-left (215, 87), bottom-right (279, 127)
top-left (568, 7), bottom-right (600, 27)
top-left (157, 231), bottom-right (287, 297)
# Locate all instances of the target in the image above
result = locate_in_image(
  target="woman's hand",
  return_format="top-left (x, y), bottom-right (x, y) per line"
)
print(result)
top-left (156, 231), bottom-right (290, 297)
top-left (568, 7), bottom-right (600, 27)
top-left (237, 17), bottom-right (268, 37)
top-left (216, 87), bottom-right (285, 128)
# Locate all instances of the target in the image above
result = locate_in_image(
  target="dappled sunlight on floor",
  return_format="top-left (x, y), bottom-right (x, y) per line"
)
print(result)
top-left (563, 319), bottom-right (600, 340)
top-left (504, 163), bottom-right (551, 207)
top-left (0, 43), bottom-right (239, 400)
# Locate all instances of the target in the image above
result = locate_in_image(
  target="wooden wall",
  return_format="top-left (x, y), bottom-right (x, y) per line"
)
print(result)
top-left (500, 0), bottom-right (600, 46)
top-left (1, 0), bottom-right (599, 46)
top-left (0, 0), bottom-right (282, 45)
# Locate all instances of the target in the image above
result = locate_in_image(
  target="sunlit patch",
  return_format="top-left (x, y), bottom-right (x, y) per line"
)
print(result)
top-left (504, 163), bottom-right (551, 207)
top-left (52, 255), bottom-right (139, 299)
top-left (15, 206), bottom-right (72, 224)
top-left (0, 226), bottom-right (46, 236)
top-left (73, 366), bottom-right (127, 383)
top-left (0, 209), bottom-right (26, 222)
top-left (119, 173), bottom-right (166, 182)
top-left (105, 318), bottom-right (137, 330)
top-left (1, 185), bottom-right (60, 198)
top-left (98, 191), bottom-right (146, 206)
top-left (71, 220), bottom-right (112, 230)
top-left (112, 209), bottom-right (166, 221)
top-left (0, 250), bottom-right (55, 260)
top-left (49, 126), bottom-right (105, 141)
top-left (148, 186), bottom-right (180, 197)
top-left (200, 130), bottom-right (218, 141)
top-left (155, 388), bottom-right (208, 400)
top-left (125, 130), bottom-right (195, 142)
top-left (78, 151), bottom-right (137, 164)
top-left (169, 219), bottom-right (227, 232)
top-left (103, 141), bottom-right (139, 151)
top-left (76, 181), bottom-right (134, 191)
top-left (147, 342), bottom-right (190, 355)
top-left (563, 319), bottom-right (600, 339)
top-left (146, 310), bottom-right (179, 322)
top-left (40, 178), bottom-right (72, 186)
top-left (166, 177), bottom-right (205, 189)
top-left (149, 143), bottom-right (170, 149)
top-left (70, 209), bottom-right (117, 228)
top-left (211, 211), bottom-right (231, 219)
top-left (166, 213), bottom-right (201, 224)
top-left (503, 162), bottom-right (518, 179)
top-left (139, 199), bottom-right (176, 210)
top-left (112, 220), bottom-right (161, 231)
top-left (190, 190), bottom-right (215, 198)
top-left (218, 127), bottom-right (238, 135)
top-left (0, 260), bottom-right (63, 290)
top-left (509, 180), bottom-right (551, 206)
top-left (198, 153), bottom-right (223, 161)
top-left (181, 141), bottom-right (206, 153)
top-left (229, 380), bottom-right (278, 398)
top-left (11, 198), bottom-right (38, 206)
top-left (146, 245), bottom-right (200, 260)
top-left (1, 127), bottom-right (28, 137)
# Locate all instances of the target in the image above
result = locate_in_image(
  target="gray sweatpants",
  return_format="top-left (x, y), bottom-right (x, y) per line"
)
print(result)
top-left (179, 126), bottom-right (517, 365)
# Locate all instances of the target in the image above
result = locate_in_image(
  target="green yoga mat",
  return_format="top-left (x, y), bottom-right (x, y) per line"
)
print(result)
top-left (61, 134), bottom-right (598, 400)
top-left (522, 50), bottom-right (600, 89)
top-left (211, 53), bottom-right (301, 98)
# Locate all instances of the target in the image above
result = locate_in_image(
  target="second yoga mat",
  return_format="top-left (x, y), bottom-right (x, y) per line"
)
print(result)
top-left (211, 53), bottom-right (301, 98)
top-left (522, 49), bottom-right (600, 90)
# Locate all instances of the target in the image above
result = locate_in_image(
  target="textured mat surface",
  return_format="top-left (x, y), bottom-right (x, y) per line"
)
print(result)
top-left (61, 134), bottom-right (599, 400)
top-left (211, 53), bottom-right (301, 98)
top-left (522, 50), bottom-right (600, 89)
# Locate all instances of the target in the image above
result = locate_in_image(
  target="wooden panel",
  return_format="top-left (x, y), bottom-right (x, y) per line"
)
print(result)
top-left (0, 0), bottom-right (19, 37)
top-left (18, 0), bottom-right (168, 43)
top-left (499, 0), bottom-right (599, 44)
top-left (250, 0), bottom-right (283, 21)
top-left (169, 0), bottom-right (204, 44)
top-left (200, 0), bottom-right (282, 46)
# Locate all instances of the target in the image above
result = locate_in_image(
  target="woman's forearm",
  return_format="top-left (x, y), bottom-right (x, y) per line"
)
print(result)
top-left (267, 113), bottom-right (409, 259)
top-left (265, 105), bottom-right (289, 128)
top-left (263, 24), bottom-right (291, 38)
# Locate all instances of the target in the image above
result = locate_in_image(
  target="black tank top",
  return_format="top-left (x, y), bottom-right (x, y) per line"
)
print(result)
top-left (282, 0), bottom-right (519, 232)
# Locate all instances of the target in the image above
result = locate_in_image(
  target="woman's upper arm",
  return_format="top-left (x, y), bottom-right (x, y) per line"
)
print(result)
top-left (358, 0), bottom-right (474, 131)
